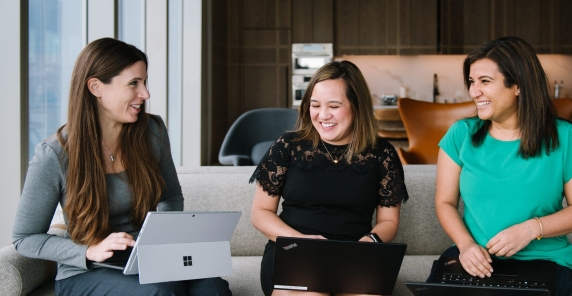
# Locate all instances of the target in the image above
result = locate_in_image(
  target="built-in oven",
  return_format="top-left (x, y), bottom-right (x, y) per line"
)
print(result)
top-left (291, 43), bottom-right (333, 107)
top-left (292, 74), bottom-right (312, 107)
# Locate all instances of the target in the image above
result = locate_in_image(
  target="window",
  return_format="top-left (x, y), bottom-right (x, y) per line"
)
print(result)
top-left (28, 0), bottom-right (84, 158)
top-left (168, 0), bottom-right (183, 166)
top-left (118, 0), bottom-right (145, 52)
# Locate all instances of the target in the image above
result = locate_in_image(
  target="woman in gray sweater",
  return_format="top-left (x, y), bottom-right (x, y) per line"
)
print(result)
top-left (12, 38), bottom-right (231, 296)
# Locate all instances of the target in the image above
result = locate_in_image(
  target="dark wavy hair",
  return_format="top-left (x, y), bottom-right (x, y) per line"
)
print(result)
top-left (294, 60), bottom-right (378, 162)
top-left (463, 36), bottom-right (559, 158)
top-left (58, 38), bottom-right (165, 245)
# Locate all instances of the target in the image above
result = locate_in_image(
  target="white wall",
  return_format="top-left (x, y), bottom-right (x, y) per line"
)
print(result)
top-left (0, 1), bottom-right (24, 247)
top-left (340, 55), bottom-right (572, 104)
top-left (182, 0), bottom-right (203, 167)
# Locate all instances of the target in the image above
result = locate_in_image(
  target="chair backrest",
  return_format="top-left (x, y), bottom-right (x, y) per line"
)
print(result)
top-left (553, 98), bottom-right (572, 121)
top-left (218, 108), bottom-right (299, 166)
top-left (397, 98), bottom-right (476, 164)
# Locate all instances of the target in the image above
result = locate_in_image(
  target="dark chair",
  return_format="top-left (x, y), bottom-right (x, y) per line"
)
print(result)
top-left (218, 108), bottom-right (299, 166)
top-left (397, 98), bottom-right (477, 164)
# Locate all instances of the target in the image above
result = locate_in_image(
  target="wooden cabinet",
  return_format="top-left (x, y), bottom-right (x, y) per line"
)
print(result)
top-left (440, 0), bottom-right (570, 54)
top-left (292, 0), bottom-right (333, 43)
top-left (440, 0), bottom-right (491, 54)
top-left (335, 0), bottom-right (436, 55)
top-left (551, 0), bottom-right (572, 54)
top-left (398, 0), bottom-right (438, 55)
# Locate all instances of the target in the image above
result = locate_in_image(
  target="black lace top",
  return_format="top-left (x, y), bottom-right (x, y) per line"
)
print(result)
top-left (249, 132), bottom-right (409, 241)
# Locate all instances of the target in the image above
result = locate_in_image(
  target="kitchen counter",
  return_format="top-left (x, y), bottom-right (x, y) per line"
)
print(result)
top-left (374, 105), bottom-right (398, 109)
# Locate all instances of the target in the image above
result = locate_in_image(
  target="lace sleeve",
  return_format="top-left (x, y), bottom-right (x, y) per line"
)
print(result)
top-left (377, 141), bottom-right (409, 207)
top-left (249, 133), bottom-right (292, 197)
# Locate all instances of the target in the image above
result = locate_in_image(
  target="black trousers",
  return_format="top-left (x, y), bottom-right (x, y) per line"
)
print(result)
top-left (430, 246), bottom-right (572, 296)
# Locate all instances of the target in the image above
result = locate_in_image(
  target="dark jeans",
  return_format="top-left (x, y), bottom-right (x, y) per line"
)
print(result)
top-left (430, 246), bottom-right (572, 296)
top-left (55, 268), bottom-right (232, 296)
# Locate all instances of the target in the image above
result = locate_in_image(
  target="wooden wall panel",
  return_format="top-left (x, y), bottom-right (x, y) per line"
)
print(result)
top-left (292, 0), bottom-right (333, 44)
top-left (557, 0), bottom-right (572, 54)
top-left (335, 0), bottom-right (360, 55)
top-left (359, 0), bottom-right (387, 54)
top-left (292, 0), bottom-right (313, 43)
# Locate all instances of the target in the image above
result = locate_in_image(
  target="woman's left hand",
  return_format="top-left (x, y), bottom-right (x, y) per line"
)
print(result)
top-left (486, 222), bottom-right (532, 257)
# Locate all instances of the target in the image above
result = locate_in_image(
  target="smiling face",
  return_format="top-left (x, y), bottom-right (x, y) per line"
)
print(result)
top-left (468, 58), bottom-right (519, 125)
top-left (309, 78), bottom-right (355, 145)
top-left (89, 61), bottom-right (150, 126)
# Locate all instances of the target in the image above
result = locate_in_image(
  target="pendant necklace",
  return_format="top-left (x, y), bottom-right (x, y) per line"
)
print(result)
top-left (496, 127), bottom-right (517, 133)
top-left (321, 140), bottom-right (348, 164)
top-left (102, 147), bottom-right (116, 162)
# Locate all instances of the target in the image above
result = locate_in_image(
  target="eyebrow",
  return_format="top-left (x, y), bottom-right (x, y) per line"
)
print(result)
top-left (468, 75), bottom-right (494, 80)
top-left (310, 99), bottom-right (343, 104)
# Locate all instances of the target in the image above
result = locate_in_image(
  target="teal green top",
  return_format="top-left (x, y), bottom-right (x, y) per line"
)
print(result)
top-left (439, 118), bottom-right (572, 268)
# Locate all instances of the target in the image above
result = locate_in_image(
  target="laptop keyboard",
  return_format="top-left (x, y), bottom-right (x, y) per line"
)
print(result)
top-left (436, 273), bottom-right (547, 289)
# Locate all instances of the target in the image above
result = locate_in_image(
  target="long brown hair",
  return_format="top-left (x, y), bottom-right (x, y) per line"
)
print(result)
top-left (294, 61), bottom-right (378, 162)
top-left (463, 36), bottom-right (559, 158)
top-left (58, 38), bottom-right (165, 245)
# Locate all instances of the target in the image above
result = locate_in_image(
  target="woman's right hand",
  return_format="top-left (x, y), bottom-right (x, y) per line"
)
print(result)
top-left (458, 241), bottom-right (493, 278)
top-left (86, 232), bottom-right (135, 262)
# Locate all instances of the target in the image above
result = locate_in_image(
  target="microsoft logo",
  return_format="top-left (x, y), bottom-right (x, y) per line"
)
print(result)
top-left (183, 256), bottom-right (193, 266)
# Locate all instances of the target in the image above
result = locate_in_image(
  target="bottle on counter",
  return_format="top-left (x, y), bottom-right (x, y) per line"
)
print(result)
top-left (399, 86), bottom-right (407, 99)
top-left (433, 74), bottom-right (439, 103)
top-left (555, 80), bottom-right (561, 99)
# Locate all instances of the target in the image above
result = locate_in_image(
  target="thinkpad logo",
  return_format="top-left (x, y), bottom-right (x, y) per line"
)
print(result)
top-left (183, 256), bottom-right (193, 266)
top-left (283, 243), bottom-right (297, 250)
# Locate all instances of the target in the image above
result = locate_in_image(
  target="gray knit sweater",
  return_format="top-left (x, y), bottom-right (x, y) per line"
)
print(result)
top-left (12, 116), bottom-right (183, 281)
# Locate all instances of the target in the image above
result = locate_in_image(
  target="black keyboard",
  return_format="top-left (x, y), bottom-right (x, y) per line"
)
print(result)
top-left (436, 273), bottom-right (547, 289)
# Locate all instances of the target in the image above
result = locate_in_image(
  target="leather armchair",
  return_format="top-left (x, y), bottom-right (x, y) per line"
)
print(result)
top-left (397, 98), bottom-right (476, 164)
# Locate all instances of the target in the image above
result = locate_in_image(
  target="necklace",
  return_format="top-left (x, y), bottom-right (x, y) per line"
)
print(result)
top-left (494, 125), bottom-right (518, 134)
top-left (320, 140), bottom-right (348, 164)
top-left (102, 147), bottom-right (116, 162)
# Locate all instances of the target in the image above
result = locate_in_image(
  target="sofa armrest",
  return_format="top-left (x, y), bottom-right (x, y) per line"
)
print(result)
top-left (0, 244), bottom-right (56, 296)
top-left (0, 227), bottom-right (65, 296)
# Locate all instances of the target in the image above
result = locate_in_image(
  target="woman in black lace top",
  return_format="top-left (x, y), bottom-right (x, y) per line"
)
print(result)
top-left (250, 61), bottom-right (409, 296)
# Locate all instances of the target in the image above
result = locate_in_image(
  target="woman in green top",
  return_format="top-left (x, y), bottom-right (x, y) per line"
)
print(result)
top-left (435, 36), bottom-right (572, 295)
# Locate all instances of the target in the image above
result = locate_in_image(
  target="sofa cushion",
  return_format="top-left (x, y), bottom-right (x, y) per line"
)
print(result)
top-left (393, 255), bottom-right (438, 296)
top-left (178, 166), bottom-right (268, 256)
top-left (224, 256), bottom-right (264, 296)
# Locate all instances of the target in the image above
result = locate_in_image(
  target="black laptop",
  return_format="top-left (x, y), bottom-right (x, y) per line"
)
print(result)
top-left (273, 236), bottom-right (407, 295)
top-left (405, 255), bottom-right (557, 296)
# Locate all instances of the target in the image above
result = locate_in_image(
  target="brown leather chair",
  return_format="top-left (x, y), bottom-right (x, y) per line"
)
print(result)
top-left (397, 98), bottom-right (477, 164)
top-left (553, 98), bottom-right (572, 121)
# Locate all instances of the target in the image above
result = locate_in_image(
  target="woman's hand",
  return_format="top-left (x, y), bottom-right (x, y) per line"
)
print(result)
top-left (486, 222), bottom-right (532, 257)
top-left (86, 232), bottom-right (135, 262)
top-left (458, 242), bottom-right (493, 278)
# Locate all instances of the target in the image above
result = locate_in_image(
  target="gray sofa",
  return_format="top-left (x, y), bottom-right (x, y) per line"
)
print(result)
top-left (1, 165), bottom-right (451, 296)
